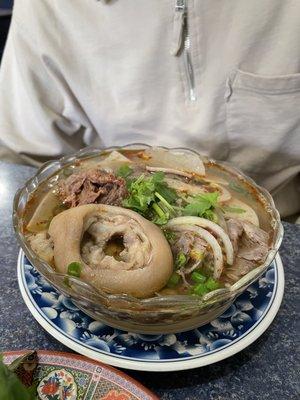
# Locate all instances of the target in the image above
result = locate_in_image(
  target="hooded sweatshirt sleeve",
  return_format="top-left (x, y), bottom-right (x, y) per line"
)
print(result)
top-left (0, 0), bottom-right (96, 165)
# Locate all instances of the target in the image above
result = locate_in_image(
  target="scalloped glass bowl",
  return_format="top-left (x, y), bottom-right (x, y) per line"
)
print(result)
top-left (13, 144), bottom-right (283, 334)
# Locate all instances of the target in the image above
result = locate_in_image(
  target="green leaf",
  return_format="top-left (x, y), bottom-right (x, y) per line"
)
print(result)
top-left (151, 171), bottom-right (165, 183)
top-left (202, 209), bottom-right (218, 222)
top-left (183, 192), bottom-right (219, 217)
top-left (122, 172), bottom-right (178, 220)
top-left (155, 183), bottom-right (178, 204)
top-left (116, 164), bottom-right (133, 178)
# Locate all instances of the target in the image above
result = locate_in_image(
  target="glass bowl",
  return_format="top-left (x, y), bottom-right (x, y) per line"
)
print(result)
top-left (13, 144), bottom-right (283, 334)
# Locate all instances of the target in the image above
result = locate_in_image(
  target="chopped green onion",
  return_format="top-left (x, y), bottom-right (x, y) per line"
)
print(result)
top-left (175, 252), bottom-right (187, 268)
top-left (193, 283), bottom-right (209, 296)
top-left (155, 192), bottom-right (175, 213)
top-left (67, 262), bottom-right (82, 278)
top-left (191, 271), bottom-right (206, 284)
top-left (205, 277), bottom-right (220, 291)
top-left (167, 272), bottom-right (181, 288)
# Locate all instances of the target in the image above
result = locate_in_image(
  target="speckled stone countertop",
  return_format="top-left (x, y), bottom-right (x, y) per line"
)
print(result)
top-left (0, 161), bottom-right (299, 400)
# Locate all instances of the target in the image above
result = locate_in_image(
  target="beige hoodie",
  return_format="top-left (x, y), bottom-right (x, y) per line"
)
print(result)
top-left (0, 0), bottom-right (299, 216)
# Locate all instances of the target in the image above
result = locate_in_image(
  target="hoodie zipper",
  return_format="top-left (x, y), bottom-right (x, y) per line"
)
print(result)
top-left (171, 0), bottom-right (196, 102)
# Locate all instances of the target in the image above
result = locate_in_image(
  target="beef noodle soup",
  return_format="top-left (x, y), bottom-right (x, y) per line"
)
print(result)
top-left (22, 148), bottom-right (274, 299)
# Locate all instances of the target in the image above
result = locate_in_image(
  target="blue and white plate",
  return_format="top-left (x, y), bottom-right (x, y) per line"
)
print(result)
top-left (18, 250), bottom-right (284, 372)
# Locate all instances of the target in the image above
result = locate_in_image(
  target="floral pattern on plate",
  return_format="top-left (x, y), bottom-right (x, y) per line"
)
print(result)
top-left (38, 369), bottom-right (77, 400)
top-left (22, 255), bottom-right (277, 362)
top-left (3, 351), bottom-right (156, 400)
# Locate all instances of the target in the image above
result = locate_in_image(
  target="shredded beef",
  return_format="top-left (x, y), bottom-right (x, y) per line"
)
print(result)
top-left (171, 231), bottom-right (195, 256)
top-left (58, 169), bottom-right (128, 207)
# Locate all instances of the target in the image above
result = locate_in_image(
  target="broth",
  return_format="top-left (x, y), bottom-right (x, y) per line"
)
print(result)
top-left (23, 148), bottom-right (275, 298)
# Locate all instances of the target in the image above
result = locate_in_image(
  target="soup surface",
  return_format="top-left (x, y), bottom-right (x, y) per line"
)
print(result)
top-left (23, 148), bottom-right (273, 298)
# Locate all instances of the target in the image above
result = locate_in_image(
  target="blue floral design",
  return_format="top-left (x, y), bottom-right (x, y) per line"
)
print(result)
top-left (23, 257), bottom-right (276, 361)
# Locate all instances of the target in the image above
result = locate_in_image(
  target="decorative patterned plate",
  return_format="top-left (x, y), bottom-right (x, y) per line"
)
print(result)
top-left (3, 350), bottom-right (158, 399)
top-left (18, 250), bottom-right (284, 372)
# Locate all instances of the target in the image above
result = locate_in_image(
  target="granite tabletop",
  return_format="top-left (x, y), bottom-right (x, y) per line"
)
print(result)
top-left (0, 161), bottom-right (299, 400)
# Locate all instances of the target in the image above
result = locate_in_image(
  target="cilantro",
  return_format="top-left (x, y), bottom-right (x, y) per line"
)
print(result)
top-left (116, 164), bottom-right (133, 178)
top-left (151, 203), bottom-right (170, 225)
top-left (202, 209), bottom-right (218, 222)
top-left (122, 172), bottom-right (178, 224)
top-left (164, 230), bottom-right (177, 242)
top-left (154, 183), bottom-right (178, 204)
top-left (183, 192), bottom-right (219, 218)
top-left (123, 174), bottom-right (156, 213)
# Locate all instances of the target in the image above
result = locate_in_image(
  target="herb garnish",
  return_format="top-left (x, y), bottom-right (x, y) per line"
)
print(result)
top-left (116, 164), bottom-right (133, 179)
top-left (122, 172), bottom-right (178, 225)
top-left (183, 192), bottom-right (219, 220)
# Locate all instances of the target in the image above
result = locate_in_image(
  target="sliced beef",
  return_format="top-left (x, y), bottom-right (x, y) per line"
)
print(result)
top-left (224, 218), bottom-right (269, 282)
top-left (58, 169), bottom-right (128, 208)
top-left (226, 218), bottom-right (244, 253)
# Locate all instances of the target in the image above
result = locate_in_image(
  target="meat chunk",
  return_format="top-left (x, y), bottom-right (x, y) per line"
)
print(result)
top-left (171, 231), bottom-right (195, 256)
top-left (58, 169), bottom-right (128, 207)
top-left (28, 231), bottom-right (54, 264)
top-left (224, 218), bottom-right (269, 282)
top-left (226, 218), bottom-right (244, 253)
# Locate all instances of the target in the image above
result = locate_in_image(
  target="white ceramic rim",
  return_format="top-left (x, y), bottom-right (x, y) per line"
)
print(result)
top-left (18, 250), bottom-right (284, 372)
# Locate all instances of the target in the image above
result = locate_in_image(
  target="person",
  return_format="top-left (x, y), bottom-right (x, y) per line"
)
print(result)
top-left (0, 0), bottom-right (299, 217)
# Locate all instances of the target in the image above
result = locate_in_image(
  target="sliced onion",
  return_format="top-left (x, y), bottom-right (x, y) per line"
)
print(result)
top-left (209, 183), bottom-right (231, 202)
top-left (202, 176), bottom-right (229, 186)
top-left (221, 198), bottom-right (259, 226)
top-left (146, 166), bottom-right (193, 178)
top-left (144, 147), bottom-right (206, 176)
top-left (167, 216), bottom-right (234, 265)
top-left (96, 151), bottom-right (132, 172)
top-left (165, 177), bottom-right (231, 202)
top-left (169, 224), bottom-right (224, 279)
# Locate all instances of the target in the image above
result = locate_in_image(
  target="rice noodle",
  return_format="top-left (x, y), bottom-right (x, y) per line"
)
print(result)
top-left (167, 216), bottom-right (234, 265)
top-left (167, 224), bottom-right (224, 279)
